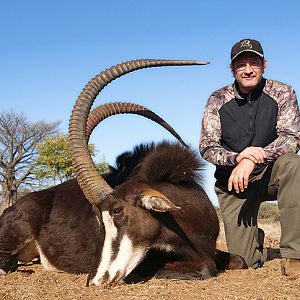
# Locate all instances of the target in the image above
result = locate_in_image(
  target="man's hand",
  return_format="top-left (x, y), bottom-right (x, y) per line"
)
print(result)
top-left (236, 146), bottom-right (267, 164)
top-left (228, 159), bottom-right (256, 193)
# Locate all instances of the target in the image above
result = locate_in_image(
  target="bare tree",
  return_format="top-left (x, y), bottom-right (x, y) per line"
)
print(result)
top-left (0, 111), bottom-right (60, 213)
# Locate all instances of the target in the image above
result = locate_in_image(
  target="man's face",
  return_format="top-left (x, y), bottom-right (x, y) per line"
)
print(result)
top-left (231, 52), bottom-right (267, 94)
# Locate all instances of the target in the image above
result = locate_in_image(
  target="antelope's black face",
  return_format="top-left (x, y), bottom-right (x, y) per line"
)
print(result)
top-left (87, 183), bottom-right (181, 286)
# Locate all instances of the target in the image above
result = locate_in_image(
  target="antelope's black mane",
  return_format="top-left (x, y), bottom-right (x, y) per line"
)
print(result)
top-left (105, 141), bottom-right (206, 188)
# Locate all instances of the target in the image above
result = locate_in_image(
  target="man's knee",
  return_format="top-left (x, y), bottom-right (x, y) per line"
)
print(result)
top-left (274, 153), bottom-right (300, 173)
top-left (275, 153), bottom-right (300, 165)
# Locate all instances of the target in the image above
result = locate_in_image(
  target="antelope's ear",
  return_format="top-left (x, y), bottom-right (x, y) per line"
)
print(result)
top-left (139, 189), bottom-right (181, 212)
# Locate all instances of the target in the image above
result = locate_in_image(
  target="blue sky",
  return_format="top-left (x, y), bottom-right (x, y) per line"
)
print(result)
top-left (1, 0), bottom-right (300, 205)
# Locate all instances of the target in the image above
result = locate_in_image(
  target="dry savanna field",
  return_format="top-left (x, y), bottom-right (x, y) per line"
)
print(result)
top-left (1, 203), bottom-right (300, 300)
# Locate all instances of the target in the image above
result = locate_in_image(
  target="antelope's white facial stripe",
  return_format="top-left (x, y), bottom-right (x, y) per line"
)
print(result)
top-left (90, 210), bottom-right (146, 286)
top-left (108, 235), bottom-right (146, 283)
top-left (90, 211), bottom-right (118, 286)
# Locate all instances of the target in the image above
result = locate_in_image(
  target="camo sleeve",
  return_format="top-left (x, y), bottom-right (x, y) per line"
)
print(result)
top-left (199, 91), bottom-right (238, 166)
top-left (264, 85), bottom-right (300, 162)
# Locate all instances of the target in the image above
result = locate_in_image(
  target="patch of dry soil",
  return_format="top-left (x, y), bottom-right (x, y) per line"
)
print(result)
top-left (1, 222), bottom-right (299, 300)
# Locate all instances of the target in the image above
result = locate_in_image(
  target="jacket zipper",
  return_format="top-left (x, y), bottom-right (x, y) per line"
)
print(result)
top-left (248, 92), bottom-right (253, 134)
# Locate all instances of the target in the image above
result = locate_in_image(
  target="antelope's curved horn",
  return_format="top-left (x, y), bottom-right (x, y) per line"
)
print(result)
top-left (69, 59), bottom-right (208, 204)
top-left (86, 102), bottom-right (188, 147)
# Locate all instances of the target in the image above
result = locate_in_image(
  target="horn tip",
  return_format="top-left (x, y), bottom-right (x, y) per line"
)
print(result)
top-left (196, 61), bottom-right (210, 65)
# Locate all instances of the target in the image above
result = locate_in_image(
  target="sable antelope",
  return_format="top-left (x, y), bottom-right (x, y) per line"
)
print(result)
top-left (0, 60), bottom-right (246, 286)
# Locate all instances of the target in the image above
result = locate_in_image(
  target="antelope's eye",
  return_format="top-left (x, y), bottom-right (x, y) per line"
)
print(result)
top-left (113, 206), bottom-right (123, 215)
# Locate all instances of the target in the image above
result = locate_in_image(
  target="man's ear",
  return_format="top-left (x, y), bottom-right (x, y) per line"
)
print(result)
top-left (230, 64), bottom-right (236, 78)
top-left (263, 59), bottom-right (268, 73)
top-left (138, 189), bottom-right (181, 212)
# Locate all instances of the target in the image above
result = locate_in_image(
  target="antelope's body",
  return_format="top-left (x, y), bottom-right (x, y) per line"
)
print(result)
top-left (0, 59), bottom-right (247, 286)
top-left (0, 142), bottom-right (246, 285)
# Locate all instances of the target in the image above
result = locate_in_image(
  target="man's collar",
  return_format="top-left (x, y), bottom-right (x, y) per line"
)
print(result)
top-left (233, 78), bottom-right (266, 100)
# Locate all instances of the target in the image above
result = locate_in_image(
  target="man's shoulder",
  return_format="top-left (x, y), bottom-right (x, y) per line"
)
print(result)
top-left (210, 83), bottom-right (234, 97)
top-left (264, 79), bottom-right (295, 99)
top-left (207, 83), bottom-right (235, 107)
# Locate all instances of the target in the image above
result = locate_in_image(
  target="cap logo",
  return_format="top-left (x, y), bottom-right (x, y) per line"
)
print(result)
top-left (240, 40), bottom-right (252, 49)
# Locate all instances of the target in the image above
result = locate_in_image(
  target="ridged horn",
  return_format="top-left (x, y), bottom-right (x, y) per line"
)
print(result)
top-left (86, 102), bottom-right (188, 147)
top-left (69, 59), bottom-right (209, 204)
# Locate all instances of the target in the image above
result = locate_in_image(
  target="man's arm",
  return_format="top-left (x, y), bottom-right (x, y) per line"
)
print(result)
top-left (264, 89), bottom-right (300, 161)
top-left (200, 93), bottom-right (238, 166)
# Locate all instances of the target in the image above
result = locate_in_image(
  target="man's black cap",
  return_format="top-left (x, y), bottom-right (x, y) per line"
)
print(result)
top-left (231, 38), bottom-right (264, 62)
